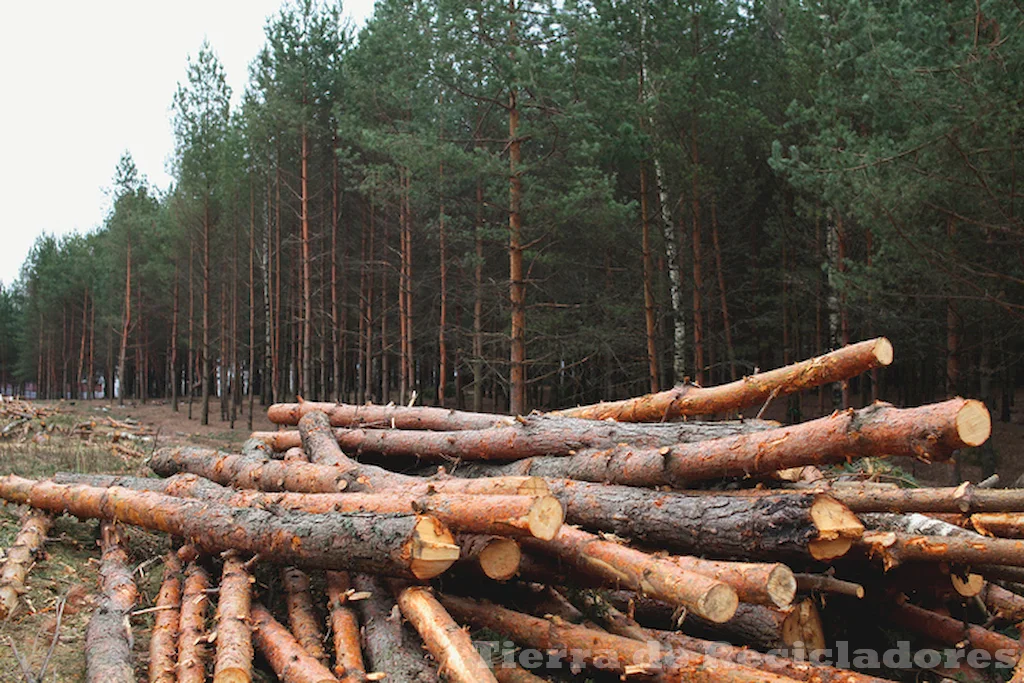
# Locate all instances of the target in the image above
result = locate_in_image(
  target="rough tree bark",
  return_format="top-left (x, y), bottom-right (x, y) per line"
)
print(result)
top-left (177, 559), bottom-right (212, 683)
top-left (268, 400), bottom-right (514, 430)
top-left (0, 509), bottom-right (52, 619)
top-left (325, 571), bottom-right (365, 683)
top-left (213, 551), bottom-right (253, 683)
top-left (86, 522), bottom-right (138, 683)
top-left (251, 602), bottom-right (339, 683)
top-left (149, 551), bottom-right (182, 683)
top-left (0, 475), bottom-right (459, 580)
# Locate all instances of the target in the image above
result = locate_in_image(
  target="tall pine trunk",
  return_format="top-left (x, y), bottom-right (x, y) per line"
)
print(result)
top-left (201, 200), bottom-right (212, 425)
top-left (508, 1), bottom-right (526, 415)
top-left (171, 264), bottom-right (179, 411)
top-left (117, 235), bottom-right (132, 406)
top-left (300, 129), bottom-right (313, 398)
top-left (710, 199), bottom-right (736, 382)
top-left (473, 178), bottom-right (485, 412)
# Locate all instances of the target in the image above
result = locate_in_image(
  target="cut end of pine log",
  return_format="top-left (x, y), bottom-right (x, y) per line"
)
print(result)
top-left (410, 516), bottom-right (461, 580)
top-left (477, 538), bottom-right (522, 581)
top-left (528, 496), bottom-right (565, 540)
top-left (956, 399), bottom-right (992, 447)
top-left (767, 565), bottom-right (798, 609)
top-left (212, 669), bottom-right (252, 683)
top-left (780, 598), bottom-right (826, 659)
top-left (951, 572), bottom-right (985, 597)
top-left (808, 495), bottom-right (864, 561)
top-left (697, 583), bottom-right (740, 624)
top-left (872, 337), bottom-right (894, 367)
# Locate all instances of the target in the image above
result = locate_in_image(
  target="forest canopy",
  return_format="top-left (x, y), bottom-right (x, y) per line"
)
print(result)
top-left (5, 0), bottom-right (1022, 425)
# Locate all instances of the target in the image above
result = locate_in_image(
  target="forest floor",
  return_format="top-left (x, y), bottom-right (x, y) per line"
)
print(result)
top-left (0, 394), bottom-right (1021, 681)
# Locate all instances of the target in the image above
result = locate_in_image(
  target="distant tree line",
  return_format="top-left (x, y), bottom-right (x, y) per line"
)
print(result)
top-left (4, 0), bottom-right (1022, 428)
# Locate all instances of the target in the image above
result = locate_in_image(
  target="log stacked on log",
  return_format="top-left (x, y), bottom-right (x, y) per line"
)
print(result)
top-left (5, 338), bottom-right (1024, 683)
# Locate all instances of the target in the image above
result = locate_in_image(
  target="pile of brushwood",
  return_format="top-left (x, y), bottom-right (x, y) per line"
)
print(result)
top-left (3, 337), bottom-right (1024, 683)
top-left (0, 398), bottom-right (153, 459)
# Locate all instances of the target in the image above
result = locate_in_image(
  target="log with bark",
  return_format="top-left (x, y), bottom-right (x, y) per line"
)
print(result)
top-left (213, 551), bottom-right (254, 683)
top-left (86, 522), bottom-right (137, 683)
top-left (971, 512), bottom-right (1024, 538)
top-left (551, 337), bottom-right (893, 421)
top-left (885, 599), bottom-right (1021, 661)
top-left (251, 601), bottom-right (339, 683)
top-left (0, 475), bottom-right (460, 579)
top-left (149, 551), bottom-right (183, 683)
top-left (0, 508), bottom-right (51, 619)
top-left (981, 582), bottom-right (1024, 622)
top-left (524, 526), bottom-right (739, 623)
top-left (55, 472), bottom-right (563, 541)
top-left (447, 399), bottom-right (990, 485)
top-left (149, 445), bottom-right (545, 497)
top-left (439, 593), bottom-right (803, 682)
top-left (324, 571), bottom-right (366, 683)
top-left (545, 479), bottom-right (863, 562)
top-left (350, 573), bottom-right (439, 683)
top-left (455, 534), bottom-right (522, 581)
top-left (270, 399), bottom-right (515, 430)
top-left (282, 565), bottom-right (329, 664)
top-left (257, 410), bottom-right (777, 456)
top-left (391, 583), bottom-right (499, 683)
top-left (832, 482), bottom-right (1024, 514)
top-left (178, 559), bottom-right (212, 683)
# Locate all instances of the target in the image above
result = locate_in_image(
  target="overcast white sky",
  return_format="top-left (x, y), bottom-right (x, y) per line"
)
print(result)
top-left (0, 0), bottom-right (375, 287)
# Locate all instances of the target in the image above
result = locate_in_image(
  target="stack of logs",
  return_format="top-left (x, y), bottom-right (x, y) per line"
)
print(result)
top-left (2, 337), bottom-right (1023, 682)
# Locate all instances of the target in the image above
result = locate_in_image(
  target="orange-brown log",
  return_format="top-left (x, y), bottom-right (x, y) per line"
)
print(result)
top-left (86, 522), bottom-right (138, 683)
top-left (972, 513), bottom-right (1024, 538)
top-left (350, 573), bottom-right (440, 682)
top-left (177, 560), bottom-right (212, 683)
top-left (860, 529), bottom-right (1024, 569)
top-left (149, 445), bottom-right (544, 497)
top-left (283, 446), bottom-right (308, 462)
top-left (552, 337), bottom-right (893, 421)
top-left (981, 583), bottom-right (1024, 622)
top-left (275, 410), bottom-right (778, 459)
top-left (524, 526), bottom-right (738, 623)
top-left (794, 573), bottom-right (864, 599)
top-left (439, 593), bottom-right (802, 682)
top-left (251, 602), bottom-right (339, 683)
top-left (392, 583), bottom-right (498, 683)
top-left (886, 600), bottom-right (1021, 661)
top-left (59, 472), bottom-right (562, 541)
top-left (455, 534), bottom-right (521, 581)
top-left (544, 479), bottom-right (862, 562)
top-left (270, 399), bottom-right (514, 430)
top-left (833, 482), bottom-right (1024, 514)
top-left (580, 592), bottom-right (892, 683)
top-left (149, 551), bottom-right (183, 683)
top-left (672, 557), bottom-right (796, 608)
top-left (686, 600), bottom-right (825, 659)
top-left (325, 571), bottom-right (366, 683)
top-left (493, 665), bottom-right (549, 683)
top-left (0, 475), bottom-right (458, 580)
top-left (451, 399), bottom-right (990, 485)
top-left (213, 551), bottom-right (254, 683)
top-left (0, 508), bottom-right (51, 619)
top-left (282, 566), bottom-right (329, 665)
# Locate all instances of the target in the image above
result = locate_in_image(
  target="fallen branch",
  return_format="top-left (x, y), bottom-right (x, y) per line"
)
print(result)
top-left (324, 571), bottom-right (365, 683)
top-left (251, 602), bottom-right (339, 683)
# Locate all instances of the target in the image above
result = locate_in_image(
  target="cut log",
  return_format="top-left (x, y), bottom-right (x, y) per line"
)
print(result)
top-left (453, 399), bottom-right (989, 485)
top-left (551, 337), bottom-right (893, 421)
top-left (546, 479), bottom-right (862, 562)
top-left (270, 400), bottom-right (514, 430)
top-left (149, 446), bottom-right (543, 497)
top-left (972, 513), bottom-right (1024, 538)
top-left (794, 574), bottom-right (864, 599)
top-left (493, 665), bottom-right (549, 683)
top-left (350, 573), bottom-right (440, 683)
top-left (579, 592), bottom-right (892, 683)
top-left (524, 526), bottom-right (738, 623)
top-left (0, 475), bottom-right (459, 579)
top-left (686, 600), bottom-right (826, 659)
top-left (981, 583), bottom-right (1024, 622)
top-left (456, 534), bottom-right (522, 581)
top-left (0, 508), bottom-right (51, 619)
top-left (885, 600), bottom-right (1021, 661)
top-left (439, 593), bottom-right (802, 682)
top-left (861, 530), bottom-right (1024, 569)
top-left (149, 551), bottom-right (183, 683)
top-left (213, 551), bottom-right (254, 683)
top-left (177, 560), bottom-right (212, 683)
top-left (325, 571), bottom-right (366, 683)
top-left (669, 557), bottom-right (795, 608)
top-left (251, 602), bottom-right (339, 683)
top-left (59, 472), bottom-right (563, 541)
top-left (262, 411), bottom-right (778, 458)
top-left (833, 483), bottom-right (1024, 514)
top-left (392, 583), bottom-right (498, 683)
top-left (86, 522), bottom-right (138, 683)
top-left (282, 566), bottom-right (329, 664)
